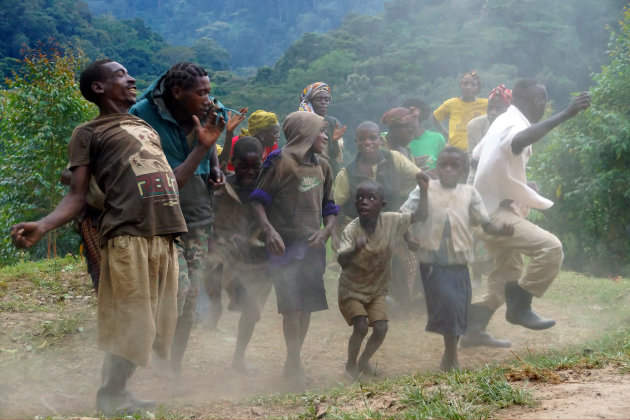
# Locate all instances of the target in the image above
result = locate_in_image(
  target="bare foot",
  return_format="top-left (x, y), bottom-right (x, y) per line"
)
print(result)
top-left (344, 364), bottom-right (359, 381)
top-left (439, 354), bottom-right (460, 372)
top-left (358, 358), bottom-right (378, 377)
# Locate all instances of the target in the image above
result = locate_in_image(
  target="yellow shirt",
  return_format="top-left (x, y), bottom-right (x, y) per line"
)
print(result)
top-left (433, 97), bottom-right (488, 150)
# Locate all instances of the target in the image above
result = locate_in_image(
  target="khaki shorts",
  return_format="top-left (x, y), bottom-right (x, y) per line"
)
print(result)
top-left (339, 293), bottom-right (388, 326)
top-left (98, 235), bottom-right (178, 367)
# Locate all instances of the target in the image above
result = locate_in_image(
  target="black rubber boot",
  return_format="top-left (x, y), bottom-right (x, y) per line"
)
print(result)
top-left (460, 303), bottom-right (511, 348)
top-left (505, 282), bottom-right (556, 330)
top-left (97, 354), bottom-right (155, 416)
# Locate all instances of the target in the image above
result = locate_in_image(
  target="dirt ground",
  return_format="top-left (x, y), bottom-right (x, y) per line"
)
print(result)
top-left (0, 269), bottom-right (628, 419)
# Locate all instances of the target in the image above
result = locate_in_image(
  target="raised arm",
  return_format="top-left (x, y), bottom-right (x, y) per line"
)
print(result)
top-left (172, 112), bottom-right (225, 188)
top-left (511, 92), bottom-right (591, 155)
top-left (409, 172), bottom-right (430, 224)
top-left (218, 108), bottom-right (248, 166)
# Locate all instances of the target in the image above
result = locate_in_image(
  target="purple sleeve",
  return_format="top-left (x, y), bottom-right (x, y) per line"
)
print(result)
top-left (322, 200), bottom-right (340, 217)
top-left (249, 188), bottom-right (272, 207)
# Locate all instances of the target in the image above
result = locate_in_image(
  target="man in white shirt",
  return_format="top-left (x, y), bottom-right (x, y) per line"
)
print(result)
top-left (461, 79), bottom-right (591, 348)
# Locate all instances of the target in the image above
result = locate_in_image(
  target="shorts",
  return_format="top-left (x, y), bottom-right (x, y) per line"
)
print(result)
top-left (270, 244), bottom-right (327, 313)
top-left (97, 235), bottom-right (178, 367)
top-left (338, 293), bottom-right (388, 326)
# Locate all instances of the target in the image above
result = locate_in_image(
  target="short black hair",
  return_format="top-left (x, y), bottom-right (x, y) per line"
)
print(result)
top-left (512, 79), bottom-right (540, 102)
top-left (401, 98), bottom-right (431, 121)
top-left (355, 179), bottom-right (385, 202)
top-left (232, 136), bottom-right (263, 161)
top-left (162, 62), bottom-right (208, 97)
top-left (438, 146), bottom-right (469, 174)
top-left (79, 59), bottom-right (114, 104)
top-left (355, 120), bottom-right (380, 133)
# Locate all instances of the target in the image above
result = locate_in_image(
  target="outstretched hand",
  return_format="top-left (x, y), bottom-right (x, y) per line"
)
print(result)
top-left (193, 112), bottom-right (225, 149)
top-left (332, 123), bottom-right (347, 141)
top-left (226, 107), bottom-right (248, 132)
top-left (565, 91), bottom-right (591, 118)
top-left (308, 228), bottom-right (331, 248)
top-left (10, 222), bottom-right (45, 249)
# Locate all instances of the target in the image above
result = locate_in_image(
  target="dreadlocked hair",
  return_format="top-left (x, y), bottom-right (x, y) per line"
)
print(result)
top-left (162, 62), bottom-right (208, 98)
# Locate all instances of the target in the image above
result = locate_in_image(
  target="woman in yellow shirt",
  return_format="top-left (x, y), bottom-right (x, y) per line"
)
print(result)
top-left (431, 70), bottom-right (488, 151)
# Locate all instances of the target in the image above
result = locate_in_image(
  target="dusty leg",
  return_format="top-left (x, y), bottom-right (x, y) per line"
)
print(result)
top-left (358, 320), bottom-right (388, 376)
top-left (345, 316), bottom-right (369, 379)
top-left (440, 335), bottom-right (460, 371)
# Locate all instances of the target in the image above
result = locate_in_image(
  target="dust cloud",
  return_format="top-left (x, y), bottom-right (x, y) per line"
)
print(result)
top-left (1, 270), bottom-right (625, 418)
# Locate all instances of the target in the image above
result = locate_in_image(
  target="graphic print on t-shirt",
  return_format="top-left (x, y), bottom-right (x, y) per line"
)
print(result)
top-left (298, 176), bottom-right (321, 193)
top-left (122, 121), bottom-right (178, 202)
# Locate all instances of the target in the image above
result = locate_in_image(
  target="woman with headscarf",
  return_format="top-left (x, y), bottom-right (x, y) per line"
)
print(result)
top-left (219, 109), bottom-right (281, 172)
top-left (381, 106), bottom-right (419, 161)
top-left (299, 82), bottom-right (347, 176)
top-left (468, 84), bottom-right (513, 166)
top-left (249, 111), bottom-right (339, 391)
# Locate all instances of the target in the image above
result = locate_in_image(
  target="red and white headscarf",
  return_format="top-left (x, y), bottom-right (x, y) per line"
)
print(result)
top-left (488, 84), bottom-right (513, 106)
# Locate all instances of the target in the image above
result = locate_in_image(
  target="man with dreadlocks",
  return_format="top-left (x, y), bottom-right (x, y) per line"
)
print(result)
top-left (299, 82), bottom-right (347, 176)
top-left (130, 62), bottom-right (227, 385)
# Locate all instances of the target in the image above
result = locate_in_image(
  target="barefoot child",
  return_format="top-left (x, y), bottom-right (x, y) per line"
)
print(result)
top-left (401, 147), bottom-right (513, 371)
top-left (338, 175), bottom-right (428, 380)
top-left (206, 137), bottom-right (271, 373)
top-left (250, 111), bottom-right (338, 390)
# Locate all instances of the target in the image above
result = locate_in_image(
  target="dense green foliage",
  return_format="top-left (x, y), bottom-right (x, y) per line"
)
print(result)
top-left (0, 42), bottom-right (96, 265)
top-left (530, 8), bottom-right (630, 276)
top-left (216, 0), bottom-right (625, 159)
top-left (0, 0), bottom-right (233, 86)
top-left (85, 0), bottom-right (386, 72)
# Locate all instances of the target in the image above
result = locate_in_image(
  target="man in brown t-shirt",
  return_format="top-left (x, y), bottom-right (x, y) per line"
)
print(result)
top-left (10, 59), bottom-right (219, 416)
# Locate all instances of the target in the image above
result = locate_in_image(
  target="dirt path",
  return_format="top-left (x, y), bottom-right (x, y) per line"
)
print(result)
top-left (0, 271), bottom-right (628, 418)
top-left (498, 365), bottom-right (630, 419)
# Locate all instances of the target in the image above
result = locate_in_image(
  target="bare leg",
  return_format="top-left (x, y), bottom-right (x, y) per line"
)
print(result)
top-left (282, 310), bottom-right (307, 390)
top-left (232, 306), bottom-right (258, 373)
top-left (440, 335), bottom-right (460, 371)
top-left (358, 320), bottom-right (388, 376)
top-left (345, 316), bottom-right (369, 379)
top-left (298, 311), bottom-right (311, 351)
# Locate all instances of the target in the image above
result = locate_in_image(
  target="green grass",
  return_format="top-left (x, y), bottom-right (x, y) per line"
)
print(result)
top-left (235, 327), bottom-right (630, 420)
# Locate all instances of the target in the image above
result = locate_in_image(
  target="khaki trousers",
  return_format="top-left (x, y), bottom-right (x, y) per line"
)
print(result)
top-left (97, 235), bottom-right (179, 367)
top-left (475, 207), bottom-right (563, 311)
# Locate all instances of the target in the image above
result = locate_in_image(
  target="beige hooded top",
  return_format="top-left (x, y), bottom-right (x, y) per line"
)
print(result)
top-left (251, 111), bottom-right (337, 242)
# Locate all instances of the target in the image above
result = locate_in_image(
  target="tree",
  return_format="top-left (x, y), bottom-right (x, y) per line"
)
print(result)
top-left (530, 8), bottom-right (630, 275)
top-left (0, 40), bottom-right (96, 265)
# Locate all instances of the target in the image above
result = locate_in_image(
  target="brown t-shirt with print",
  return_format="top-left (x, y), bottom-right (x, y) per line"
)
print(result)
top-left (67, 113), bottom-right (187, 246)
top-left (255, 152), bottom-right (334, 242)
